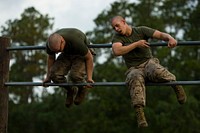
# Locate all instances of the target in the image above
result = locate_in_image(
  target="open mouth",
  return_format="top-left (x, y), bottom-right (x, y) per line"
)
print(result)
top-left (117, 30), bottom-right (122, 34)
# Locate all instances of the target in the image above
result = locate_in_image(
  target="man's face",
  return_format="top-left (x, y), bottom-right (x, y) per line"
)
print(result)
top-left (111, 18), bottom-right (126, 35)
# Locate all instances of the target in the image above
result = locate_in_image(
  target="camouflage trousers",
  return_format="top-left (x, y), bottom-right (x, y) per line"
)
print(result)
top-left (125, 58), bottom-right (176, 107)
top-left (49, 53), bottom-right (86, 90)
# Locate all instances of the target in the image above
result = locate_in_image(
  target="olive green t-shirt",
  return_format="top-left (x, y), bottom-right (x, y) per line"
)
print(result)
top-left (112, 26), bottom-right (155, 68)
top-left (46, 28), bottom-right (89, 56)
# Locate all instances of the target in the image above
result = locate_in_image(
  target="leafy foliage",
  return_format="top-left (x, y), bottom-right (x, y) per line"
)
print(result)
top-left (1, 0), bottom-right (200, 132)
top-left (1, 7), bottom-right (54, 104)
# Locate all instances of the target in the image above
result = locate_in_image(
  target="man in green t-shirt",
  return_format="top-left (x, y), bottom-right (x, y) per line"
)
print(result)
top-left (111, 16), bottom-right (187, 127)
top-left (43, 28), bottom-right (95, 108)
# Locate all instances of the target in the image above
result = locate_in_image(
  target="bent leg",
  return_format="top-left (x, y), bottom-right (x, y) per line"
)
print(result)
top-left (145, 58), bottom-right (176, 82)
top-left (126, 67), bottom-right (146, 107)
top-left (68, 55), bottom-right (88, 105)
top-left (68, 55), bottom-right (86, 83)
top-left (126, 67), bottom-right (148, 127)
top-left (49, 54), bottom-right (71, 83)
top-left (49, 54), bottom-right (75, 107)
top-left (145, 58), bottom-right (186, 104)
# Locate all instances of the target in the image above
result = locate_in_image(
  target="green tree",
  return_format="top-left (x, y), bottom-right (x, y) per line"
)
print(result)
top-left (1, 7), bottom-right (54, 104)
top-left (2, 0), bottom-right (200, 132)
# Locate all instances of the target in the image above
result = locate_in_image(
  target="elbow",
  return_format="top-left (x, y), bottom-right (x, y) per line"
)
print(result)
top-left (112, 43), bottom-right (123, 56)
top-left (112, 50), bottom-right (121, 56)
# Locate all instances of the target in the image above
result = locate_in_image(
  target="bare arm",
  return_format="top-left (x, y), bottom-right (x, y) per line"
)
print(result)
top-left (112, 40), bottom-right (150, 56)
top-left (84, 50), bottom-right (94, 83)
top-left (43, 54), bottom-right (55, 84)
top-left (153, 30), bottom-right (177, 48)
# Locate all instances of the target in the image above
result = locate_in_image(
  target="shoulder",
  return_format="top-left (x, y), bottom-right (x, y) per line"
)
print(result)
top-left (134, 26), bottom-right (156, 36)
top-left (134, 26), bottom-right (155, 31)
top-left (112, 33), bottom-right (124, 43)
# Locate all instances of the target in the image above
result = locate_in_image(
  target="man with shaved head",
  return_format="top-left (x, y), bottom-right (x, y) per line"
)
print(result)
top-left (111, 16), bottom-right (187, 127)
top-left (43, 28), bottom-right (95, 108)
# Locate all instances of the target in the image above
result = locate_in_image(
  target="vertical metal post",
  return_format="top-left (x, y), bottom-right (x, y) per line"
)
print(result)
top-left (0, 37), bottom-right (10, 133)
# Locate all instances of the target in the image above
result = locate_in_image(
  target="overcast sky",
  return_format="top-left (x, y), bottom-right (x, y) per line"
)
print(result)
top-left (0, 0), bottom-right (118, 34)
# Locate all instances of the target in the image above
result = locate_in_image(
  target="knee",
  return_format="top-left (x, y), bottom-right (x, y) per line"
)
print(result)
top-left (68, 71), bottom-right (85, 82)
top-left (50, 72), bottom-right (66, 83)
top-left (168, 73), bottom-right (176, 81)
top-left (158, 70), bottom-right (176, 81)
top-left (126, 71), bottom-right (144, 84)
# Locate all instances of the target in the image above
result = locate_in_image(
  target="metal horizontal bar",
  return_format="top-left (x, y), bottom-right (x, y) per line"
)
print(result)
top-left (4, 81), bottom-right (200, 87)
top-left (6, 44), bottom-right (111, 51)
top-left (7, 46), bottom-right (45, 50)
top-left (6, 41), bottom-right (200, 51)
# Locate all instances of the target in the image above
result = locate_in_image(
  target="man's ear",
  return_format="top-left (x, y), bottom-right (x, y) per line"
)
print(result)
top-left (122, 19), bottom-right (126, 25)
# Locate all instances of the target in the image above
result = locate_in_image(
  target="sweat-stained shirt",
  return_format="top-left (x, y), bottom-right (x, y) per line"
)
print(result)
top-left (112, 26), bottom-right (156, 68)
top-left (46, 28), bottom-right (89, 56)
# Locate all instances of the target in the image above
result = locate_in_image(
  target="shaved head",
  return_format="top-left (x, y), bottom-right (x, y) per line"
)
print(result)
top-left (111, 16), bottom-right (124, 22)
top-left (111, 16), bottom-right (131, 36)
top-left (48, 33), bottom-right (62, 51)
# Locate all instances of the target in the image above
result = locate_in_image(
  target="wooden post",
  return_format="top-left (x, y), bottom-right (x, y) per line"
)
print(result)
top-left (0, 37), bottom-right (10, 133)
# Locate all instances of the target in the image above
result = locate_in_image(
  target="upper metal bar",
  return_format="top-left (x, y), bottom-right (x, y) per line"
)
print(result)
top-left (6, 41), bottom-right (200, 51)
top-left (4, 81), bottom-right (200, 87)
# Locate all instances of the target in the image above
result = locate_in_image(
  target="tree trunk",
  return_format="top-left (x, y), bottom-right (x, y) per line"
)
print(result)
top-left (0, 37), bottom-right (10, 133)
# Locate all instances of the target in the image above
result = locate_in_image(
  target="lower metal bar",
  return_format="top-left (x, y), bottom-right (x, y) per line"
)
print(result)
top-left (4, 81), bottom-right (200, 87)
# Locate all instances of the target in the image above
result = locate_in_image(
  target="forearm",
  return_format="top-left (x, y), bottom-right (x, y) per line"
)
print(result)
top-left (160, 32), bottom-right (174, 41)
top-left (46, 55), bottom-right (55, 78)
top-left (85, 57), bottom-right (94, 81)
top-left (84, 51), bottom-right (94, 81)
top-left (153, 30), bottom-right (175, 41)
top-left (153, 30), bottom-right (177, 47)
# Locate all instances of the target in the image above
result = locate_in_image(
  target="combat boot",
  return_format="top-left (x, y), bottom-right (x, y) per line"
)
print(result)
top-left (74, 87), bottom-right (89, 105)
top-left (135, 105), bottom-right (148, 128)
top-left (65, 88), bottom-right (76, 108)
top-left (171, 85), bottom-right (187, 104)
